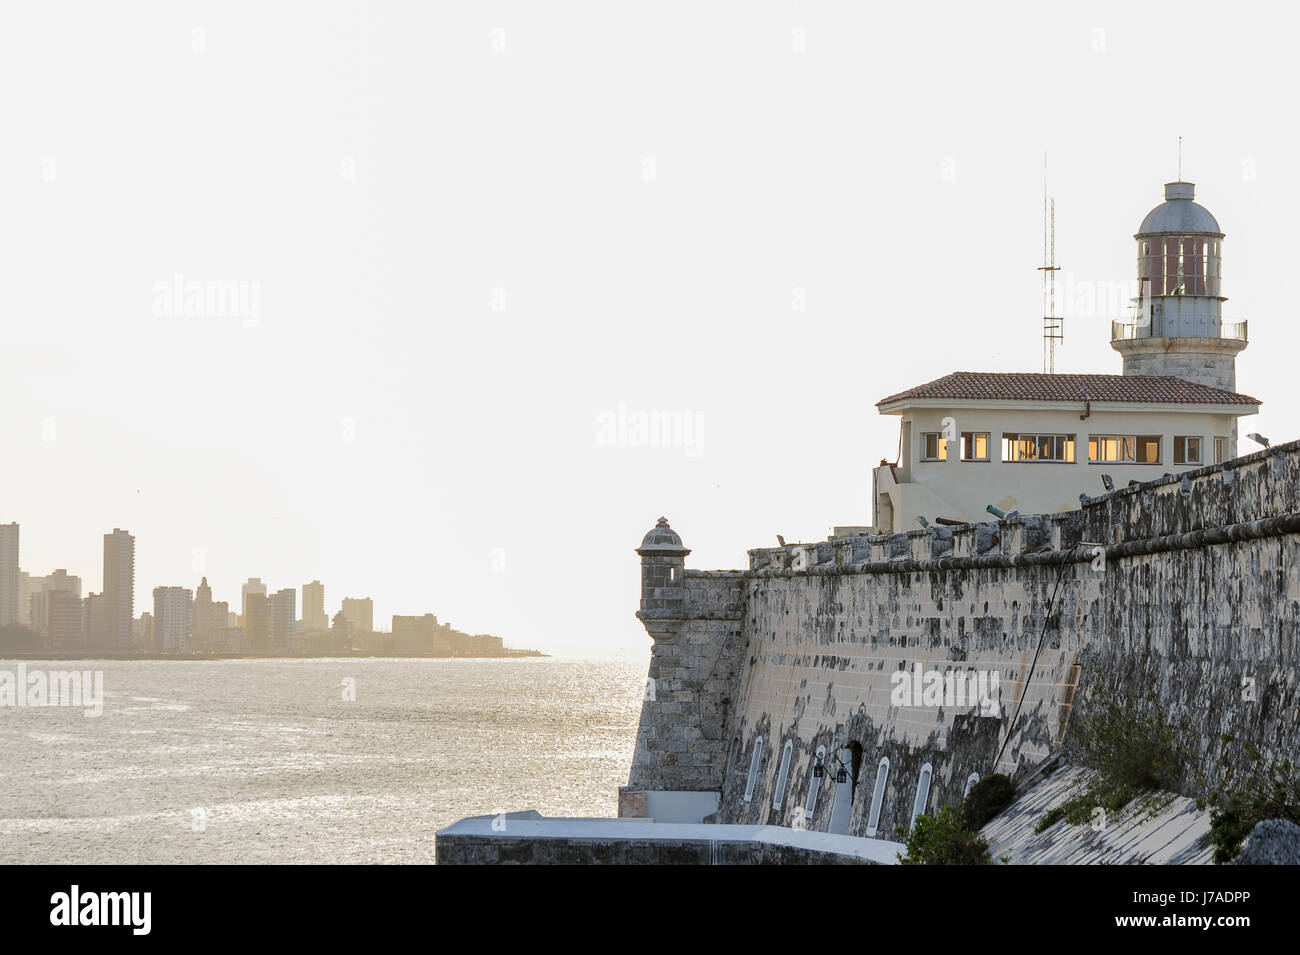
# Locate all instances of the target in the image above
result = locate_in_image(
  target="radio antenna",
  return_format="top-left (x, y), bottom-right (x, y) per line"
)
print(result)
top-left (1038, 154), bottom-right (1063, 373)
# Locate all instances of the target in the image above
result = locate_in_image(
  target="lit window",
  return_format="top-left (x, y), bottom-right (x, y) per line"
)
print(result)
top-left (772, 740), bottom-right (794, 811)
top-left (1215, 437), bottom-right (1228, 463)
top-left (1173, 436), bottom-right (1202, 465)
top-left (921, 433), bottom-right (947, 462)
top-left (1001, 433), bottom-right (1076, 463)
top-left (964, 772), bottom-right (980, 798)
top-left (960, 432), bottom-right (990, 461)
top-left (909, 763), bottom-right (933, 832)
top-left (743, 736), bottom-right (763, 803)
top-left (804, 745), bottom-right (827, 820)
top-left (1088, 434), bottom-right (1160, 464)
top-left (866, 756), bottom-right (890, 837)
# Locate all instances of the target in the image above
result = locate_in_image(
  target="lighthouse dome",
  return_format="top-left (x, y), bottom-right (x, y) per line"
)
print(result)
top-left (1137, 181), bottom-right (1222, 236)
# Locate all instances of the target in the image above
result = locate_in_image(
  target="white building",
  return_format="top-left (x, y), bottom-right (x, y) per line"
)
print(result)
top-left (152, 586), bottom-right (193, 653)
top-left (871, 179), bottom-right (1259, 533)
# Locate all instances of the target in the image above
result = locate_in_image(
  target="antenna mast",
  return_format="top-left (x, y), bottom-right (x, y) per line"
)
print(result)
top-left (1038, 157), bottom-right (1063, 373)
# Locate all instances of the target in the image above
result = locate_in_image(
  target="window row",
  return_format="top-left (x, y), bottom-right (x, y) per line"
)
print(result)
top-left (921, 432), bottom-right (1228, 465)
top-left (747, 736), bottom-right (965, 842)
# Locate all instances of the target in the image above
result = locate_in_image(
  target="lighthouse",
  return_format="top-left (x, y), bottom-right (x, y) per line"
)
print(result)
top-left (1112, 181), bottom-right (1248, 393)
top-left (868, 174), bottom-right (1261, 532)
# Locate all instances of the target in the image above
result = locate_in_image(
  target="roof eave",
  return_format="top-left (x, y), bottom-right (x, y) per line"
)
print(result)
top-left (875, 396), bottom-right (1259, 415)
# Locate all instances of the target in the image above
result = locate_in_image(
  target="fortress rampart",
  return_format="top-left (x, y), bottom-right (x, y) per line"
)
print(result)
top-left (624, 441), bottom-right (1300, 842)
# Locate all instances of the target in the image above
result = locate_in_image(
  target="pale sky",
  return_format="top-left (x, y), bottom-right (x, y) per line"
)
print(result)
top-left (2, 2), bottom-right (1295, 656)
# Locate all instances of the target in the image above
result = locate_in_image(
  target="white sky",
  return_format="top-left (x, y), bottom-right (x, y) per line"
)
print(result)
top-left (2, 2), bottom-right (1295, 657)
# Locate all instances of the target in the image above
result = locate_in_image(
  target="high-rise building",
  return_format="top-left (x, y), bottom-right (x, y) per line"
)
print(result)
top-left (152, 586), bottom-right (193, 653)
top-left (194, 576), bottom-right (213, 630)
top-left (392, 613), bottom-right (451, 654)
top-left (341, 597), bottom-right (374, 634)
top-left (103, 529), bottom-right (135, 650)
top-left (244, 591), bottom-right (270, 651)
top-left (0, 522), bottom-right (19, 627)
top-left (192, 577), bottom-right (229, 648)
top-left (241, 578), bottom-right (267, 620)
top-left (301, 580), bottom-right (326, 631)
top-left (33, 590), bottom-right (85, 648)
top-left (19, 571), bottom-right (35, 626)
top-left (40, 568), bottom-right (81, 596)
top-left (84, 592), bottom-right (109, 648)
top-left (269, 588), bottom-right (297, 652)
top-left (132, 612), bottom-right (154, 652)
top-left (26, 568), bottom-right (82, 640)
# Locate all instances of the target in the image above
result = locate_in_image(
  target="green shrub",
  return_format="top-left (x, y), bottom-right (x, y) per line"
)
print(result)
top-left (1033, 783), bottom-right (1143, 833)
top-left (1033, 684), bottom-right (1189, 834)
top-left (1203, 751), bottom-right (1300, 864)
top-left (961, 774), bottom-right (1015, 831)
top-left (893, 772), bottom-right (1017, 862)
top-left (895, 806), bottom-right (992, 865)
top-left (1034, 805), bottom-right (1066, 833)
top-left (1069, 687), bottom-right (1187, 793)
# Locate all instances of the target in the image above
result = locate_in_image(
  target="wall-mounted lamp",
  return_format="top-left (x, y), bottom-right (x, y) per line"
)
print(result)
top-left (812, 752), bottom-right (854, 785)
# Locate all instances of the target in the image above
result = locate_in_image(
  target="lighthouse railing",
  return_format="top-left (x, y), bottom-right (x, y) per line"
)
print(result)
top-left (1111, 319), bottom-right (1247, 343)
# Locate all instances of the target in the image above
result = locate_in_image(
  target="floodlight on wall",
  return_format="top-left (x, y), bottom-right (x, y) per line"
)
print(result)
top-left (1101, 474), bottom-right (1115, 492)
top-left (1247, 433), bottom-right (1270, 448)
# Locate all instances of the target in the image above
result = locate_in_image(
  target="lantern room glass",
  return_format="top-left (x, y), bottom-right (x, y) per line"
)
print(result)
top-left (1138, 236), bottom-right (1221, 297)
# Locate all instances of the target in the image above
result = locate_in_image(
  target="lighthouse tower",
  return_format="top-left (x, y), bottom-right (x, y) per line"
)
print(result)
top-left (1111, 180), bottom-right (1248, 393)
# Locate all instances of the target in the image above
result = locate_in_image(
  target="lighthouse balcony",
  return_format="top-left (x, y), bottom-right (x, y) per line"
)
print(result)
top-left (1111, 318), bottom-right (1247, 343)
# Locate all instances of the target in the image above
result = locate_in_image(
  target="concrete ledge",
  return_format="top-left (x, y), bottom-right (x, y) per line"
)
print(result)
top-left (435, 814), bottom-right (903, 865)
top-left (618, 789), bottom-right (720, 823)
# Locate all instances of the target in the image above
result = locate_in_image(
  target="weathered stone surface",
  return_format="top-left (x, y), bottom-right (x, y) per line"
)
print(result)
top-left (1230, 818), bottom-right (1300, 865)
top-left (633, 441), bottom-right (1300, 846)
top-left (980, 764), bottom-right (1213, 865)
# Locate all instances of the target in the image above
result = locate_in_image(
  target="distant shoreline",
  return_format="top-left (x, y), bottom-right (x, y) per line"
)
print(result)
top-left (0, 649), bottom-right (550, 662)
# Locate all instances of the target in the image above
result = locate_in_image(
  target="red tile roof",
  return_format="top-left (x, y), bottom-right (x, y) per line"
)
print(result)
top-left (877, 372), bottom-right (1260, 407)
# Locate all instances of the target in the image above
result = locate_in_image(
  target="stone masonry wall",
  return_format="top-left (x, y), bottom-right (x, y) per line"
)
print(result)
top-left (632, 441), bottom-right (1300, 843)
top-left (625, 571), bottom-right (746, 795)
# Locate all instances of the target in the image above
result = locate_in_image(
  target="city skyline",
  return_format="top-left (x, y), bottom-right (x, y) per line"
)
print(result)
top-left (0, 518), bottom-right (516, 652)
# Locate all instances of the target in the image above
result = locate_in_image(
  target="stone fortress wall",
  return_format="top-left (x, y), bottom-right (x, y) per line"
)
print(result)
top-left (623, 440), bottom-right (1300, 843)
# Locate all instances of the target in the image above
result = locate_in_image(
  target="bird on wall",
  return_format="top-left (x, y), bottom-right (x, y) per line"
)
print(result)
top-left (776, 535), bottom-right (786, 547)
